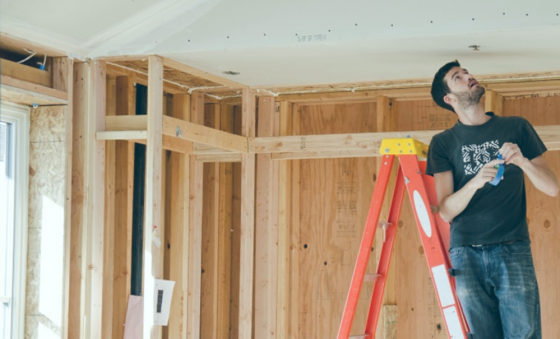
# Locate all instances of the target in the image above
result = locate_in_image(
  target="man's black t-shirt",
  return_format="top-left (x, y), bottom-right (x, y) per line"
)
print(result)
top-left (426, 113), bottom-right (547, 248)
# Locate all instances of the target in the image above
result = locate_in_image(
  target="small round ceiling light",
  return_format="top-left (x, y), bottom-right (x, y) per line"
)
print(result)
top-left (223, 71), bottom-right (241, 75)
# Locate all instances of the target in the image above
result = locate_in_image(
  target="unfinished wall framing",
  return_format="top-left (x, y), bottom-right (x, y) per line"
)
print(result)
top-left (81, 55), bottom-right (560, 339)
top-left (3, 31), bottom-right (560, 339)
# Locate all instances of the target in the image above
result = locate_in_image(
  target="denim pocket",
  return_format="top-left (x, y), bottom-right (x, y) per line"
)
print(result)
top-left (449, 246), bottom-right (464, 260)
top-left (503, 241), bottom-right (532, 255)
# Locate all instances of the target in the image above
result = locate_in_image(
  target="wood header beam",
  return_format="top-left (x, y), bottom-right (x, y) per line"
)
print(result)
top-left (163, 116), bottom-right (248, 153)
top-left (249, 125), bottom-right (560, 160)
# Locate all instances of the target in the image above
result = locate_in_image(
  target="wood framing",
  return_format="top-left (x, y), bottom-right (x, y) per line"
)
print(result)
top-left (163, 116), bottom-right (248, 153)
top-left (238, 88), bottom-right (257, 339)
top-left (1, 75), bottom-right (68, 101)
top-left (103, 76), bottom-right (117, 339)
top-left (200, 103), bottom-right (221, 339)
top-left (485, 89), bottom-right (504, 116)
top-left (187, 91), bottom-right (204, 339)
top-left (0, 58), bottom-right (52, 87)
top-left (0, 32), bottom-right (68, 57)
top-left (68, 61), bottom-right (88, 339)
top-left (85, 60), bottom-right (108, 339)
top-left (0, 81), bottom-right (68, 106)
top-left (106, 63), bottom-right (188, 95)
top-left (61, 56), bottom-right (74, 339)
top-left (254, 96), bottom-right (278, 339)
top-left (167, 93), bottom-right (190, 339)
top-left (112, 76), bottom-right (135, 339)
top-left (143, 55), bottom-right (164, 338)
top-left (162, 57), bottom-right (248, 89)
top-left (102, 114), bottom-right (247, 153)
top-left (277, 100), bottom-right (292, 338)
top-left (247, 125), bottom-right (560, 160)
top-left (216, 103), bottom-right (235, 338)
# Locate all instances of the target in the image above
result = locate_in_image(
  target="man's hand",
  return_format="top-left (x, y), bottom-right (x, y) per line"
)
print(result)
top-left (500, 142), bottom-right (528, 166)
top-left (468, 159), bottom-right (505, 190)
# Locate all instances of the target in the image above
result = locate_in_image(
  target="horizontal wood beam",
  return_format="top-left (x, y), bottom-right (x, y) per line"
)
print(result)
top-left (195, 154), bottom-right (242, 163)
top-left (1, 83), bottom-right (67, 106)
top-left (1, 75), bottom-right (68, 106)
top-left (1, 58), bottom-right (52, 87)
top-left (162, 57), bottom-right (248, 89)
top-left (0, 32), bottom-right (68, 57)
top-left (1, 75), bottom-right (68, 100)
top-left (100, 118), bottom-right (560, 159)
top-left (97, 131), bottom-right (148, 140)
top-left (103, 115), bottom-right (247, 153)
top-left (250, 125), bottom-right (560, 160)
top-left (163, 115), bottom-right (248, 153)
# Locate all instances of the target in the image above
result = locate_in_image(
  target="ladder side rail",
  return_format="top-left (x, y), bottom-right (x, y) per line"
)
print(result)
top-left (337, 155), bottom-right (396, 339)
top-left (364, 165), bottom-right (407, 335)
top-left (399, 155), bottom-right (469, 339)
top-left (419, 160), bottom-right (470, 334)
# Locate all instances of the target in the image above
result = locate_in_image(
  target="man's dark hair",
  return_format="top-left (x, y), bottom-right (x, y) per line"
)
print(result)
top-left (431, 60), bottom-right (461, 113)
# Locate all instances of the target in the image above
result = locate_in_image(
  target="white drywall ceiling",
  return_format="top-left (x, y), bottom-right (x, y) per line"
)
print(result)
top-left (1, 0), bottom-right (559, 87)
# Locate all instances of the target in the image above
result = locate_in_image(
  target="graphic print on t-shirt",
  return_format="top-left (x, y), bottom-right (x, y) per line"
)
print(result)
top-left (461, 140), bottom-right (500, 175)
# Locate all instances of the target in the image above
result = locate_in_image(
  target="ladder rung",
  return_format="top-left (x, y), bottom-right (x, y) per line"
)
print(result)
top-left (364, 274), bottom-right (382, 282)
top-left (350, 335), bottom-right (371, 339)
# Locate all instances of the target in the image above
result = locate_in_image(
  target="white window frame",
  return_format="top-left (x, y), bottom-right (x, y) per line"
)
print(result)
top-left (0, 101), bottom-right (30, 339)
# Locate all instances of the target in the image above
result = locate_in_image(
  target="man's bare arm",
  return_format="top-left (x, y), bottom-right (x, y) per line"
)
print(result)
top-left (435, 159), bottom-right (504, 222)
top-left (519, 155), bottom-right (559, 197)
top-left (500, 142), bottom-right (558, 197)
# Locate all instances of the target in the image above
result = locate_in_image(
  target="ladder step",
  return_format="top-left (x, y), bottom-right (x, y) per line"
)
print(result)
top-left (350, 335), bottom-right (371, 339)
top-left (364, 274), bottom-right (382, 282)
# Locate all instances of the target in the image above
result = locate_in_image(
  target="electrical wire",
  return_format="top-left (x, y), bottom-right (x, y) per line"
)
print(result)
top-left (17, 48), bottom-right (37, 64)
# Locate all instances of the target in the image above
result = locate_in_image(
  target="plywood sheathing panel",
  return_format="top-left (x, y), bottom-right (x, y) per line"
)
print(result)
top-left (26, 106), bottom-right (68, 339)
top-left (296, 102), bottom-right (378, 338)
top-left (503, 95), bottom-right (560, 339)
top-left (113, 60), bottom-right (224, 89)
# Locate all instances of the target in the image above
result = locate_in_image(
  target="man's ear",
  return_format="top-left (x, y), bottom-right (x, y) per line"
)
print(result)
top-left (443, 94), bottom-right (455, 106)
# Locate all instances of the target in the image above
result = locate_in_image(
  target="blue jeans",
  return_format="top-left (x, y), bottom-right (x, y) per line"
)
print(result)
top-left (449, 241), bottom-right (541, 339)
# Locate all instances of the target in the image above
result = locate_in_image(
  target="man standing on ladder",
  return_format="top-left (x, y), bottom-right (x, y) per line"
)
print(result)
top-left (427, 60), bottom-right (559, 339)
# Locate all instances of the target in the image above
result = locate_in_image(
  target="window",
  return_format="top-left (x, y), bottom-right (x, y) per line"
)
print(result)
top-left (0, 102), bottom-right (29, 339)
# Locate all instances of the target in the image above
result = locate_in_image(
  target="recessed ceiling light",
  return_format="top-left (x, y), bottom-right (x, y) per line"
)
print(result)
top-left (223, 71), bottom-right (241, 75)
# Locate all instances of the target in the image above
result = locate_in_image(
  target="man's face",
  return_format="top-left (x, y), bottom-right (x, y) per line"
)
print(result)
top-left (443, 66), bottom-right (485, 108)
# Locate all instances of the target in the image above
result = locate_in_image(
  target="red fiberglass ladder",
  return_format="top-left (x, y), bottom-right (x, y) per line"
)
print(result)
top-left (337, 138), bottom-right (470, 339)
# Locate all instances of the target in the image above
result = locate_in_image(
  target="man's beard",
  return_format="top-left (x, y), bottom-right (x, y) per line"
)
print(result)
top-left (454, 86), bottom-right (486, 110)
